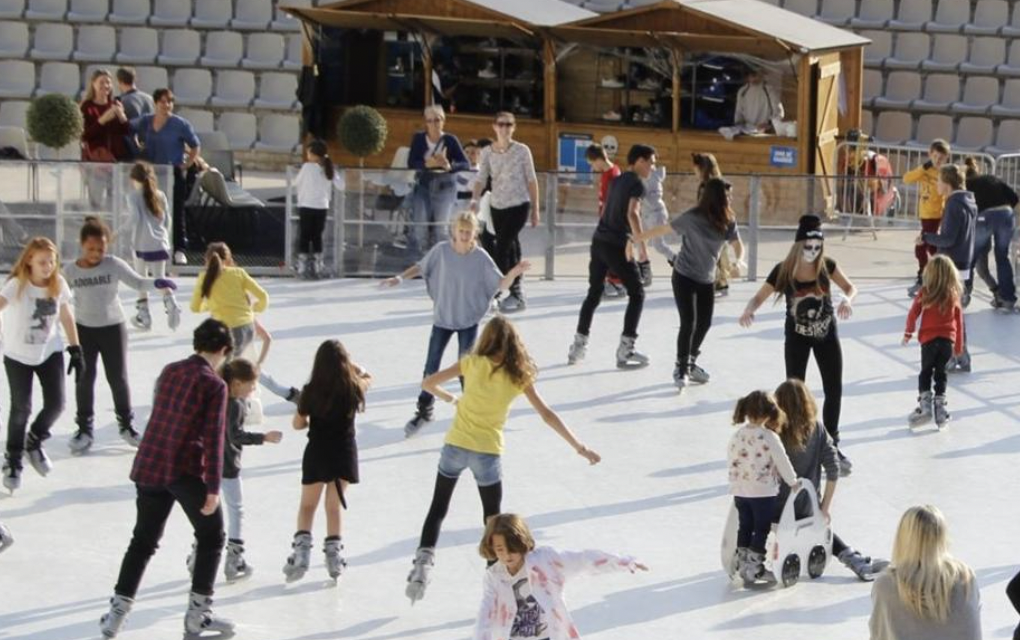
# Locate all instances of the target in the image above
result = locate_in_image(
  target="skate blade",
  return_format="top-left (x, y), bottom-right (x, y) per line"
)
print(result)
top-left (616, 362), bottom-right (650, 370)
top-left (183, 630), bottom-right (235, 640)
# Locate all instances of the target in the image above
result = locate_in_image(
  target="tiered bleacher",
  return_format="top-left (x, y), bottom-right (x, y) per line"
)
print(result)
top-left (0, 0), bottom-right (316, 160)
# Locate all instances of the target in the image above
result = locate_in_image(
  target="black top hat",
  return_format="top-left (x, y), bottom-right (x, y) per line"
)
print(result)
top-left (795, 214), bottom-right (824, 242)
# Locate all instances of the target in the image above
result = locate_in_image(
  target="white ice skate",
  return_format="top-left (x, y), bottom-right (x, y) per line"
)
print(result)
top-left (224, 541), bottom-right (253, 583)
top-left (283, 532), bottom-right (313, 582)
top-left (324, 538), bottom-right (346, 581)
top-left (164, 294), bottom-right (182, 331)
top-left (567, 333), bottom-right (588, 365)
top-left (68, 429), bottom-right (94, 454)
top-left (0, 522), bottom-right (13, 554)
top-left (615, 335), bottom-right (649, 369)
top-left (99, 594), bottom-right (134, 638)
top-left (184, 592), bottom-right (235, 638)
top-left (405, 547), bottom-right (435, 604)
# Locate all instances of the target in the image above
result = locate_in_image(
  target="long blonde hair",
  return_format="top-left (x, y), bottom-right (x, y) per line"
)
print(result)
top-left (772, 240), bottom-right (829, 299)
top-left (8, 237), bottom-right (62, 298)
top-left (891, 505), bottom-right (974, 622)
top-left (774, 379), bottom-right (817, 452)
top-left (919, 255), bottom-right (961, 314)
top-left (473, 316), bottom-right (537, 389)
top-left (81, 68), bottom-right (113, 105)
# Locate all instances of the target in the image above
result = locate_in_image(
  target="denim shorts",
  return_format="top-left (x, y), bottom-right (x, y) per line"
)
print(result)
top-left (437, 444), bottom-right (502, 487)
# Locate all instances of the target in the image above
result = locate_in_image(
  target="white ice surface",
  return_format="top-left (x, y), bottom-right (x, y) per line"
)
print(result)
top-left (1, 276), bottom-right (1018, 640)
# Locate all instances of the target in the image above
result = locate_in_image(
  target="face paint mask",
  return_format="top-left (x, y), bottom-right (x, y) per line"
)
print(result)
top-left (802, 243), bottom-right (822, 263)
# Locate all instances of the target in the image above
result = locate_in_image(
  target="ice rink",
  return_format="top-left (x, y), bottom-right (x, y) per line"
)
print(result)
top-left (1, 272), bottom-right (1018, 640)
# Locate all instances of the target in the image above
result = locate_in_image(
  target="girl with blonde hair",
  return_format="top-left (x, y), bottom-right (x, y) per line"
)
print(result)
top-left (405, 316), bottom-right (601, 604)
top-left (80, 68), bottom-right (130, 209)
top-left (869, 505), bottom-right (980, 640)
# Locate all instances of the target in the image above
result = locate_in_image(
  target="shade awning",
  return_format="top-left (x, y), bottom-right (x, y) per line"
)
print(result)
top-left (281, 6), bottom-right (537, 38)
top-left (549, 26), bottom-right (793, 58)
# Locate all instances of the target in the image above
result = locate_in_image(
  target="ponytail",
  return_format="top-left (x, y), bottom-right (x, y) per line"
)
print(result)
top-left (308, 139), bottom-right (334, 181)
top-left (963, 157), bottom-right (981, 181)
top-left (130, 162), bottom-right (165, 221)
top-left (732, 390), bottom-right (785, 432)
top-left (200, 242), bottom-right (232, 300)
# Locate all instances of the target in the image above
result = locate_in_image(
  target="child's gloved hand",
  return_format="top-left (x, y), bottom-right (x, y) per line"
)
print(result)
top-left (66, 345), bottom-right (85, 383)
top-left (154, 278), bottom-right (177, 290)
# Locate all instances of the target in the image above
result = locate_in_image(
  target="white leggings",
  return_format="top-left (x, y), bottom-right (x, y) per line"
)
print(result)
top-left (221, 477), bottom-right (244, 542)
top-left (133, 258), bottom-right (167, 300)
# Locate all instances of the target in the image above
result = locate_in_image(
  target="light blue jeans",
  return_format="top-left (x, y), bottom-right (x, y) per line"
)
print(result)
top-left (437, 444), bottom-right (502, 487)
top-left (409, 173), bottom-right (457, 255)
top-left (221, 477), bottom-right (244, 541)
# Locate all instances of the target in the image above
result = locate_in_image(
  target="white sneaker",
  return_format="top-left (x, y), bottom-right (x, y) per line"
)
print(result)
top-left (601, 109), bottom-right (622, 122)
top-left (173, 250), bottom-right (188, 265)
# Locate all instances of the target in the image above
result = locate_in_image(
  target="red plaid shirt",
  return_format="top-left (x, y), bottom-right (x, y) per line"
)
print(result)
top-left (130, 355), bottom-right (227, 494)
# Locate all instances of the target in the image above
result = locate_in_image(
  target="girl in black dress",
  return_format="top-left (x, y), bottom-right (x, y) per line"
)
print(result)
top-left (282, 340), bottom-right (372, 583)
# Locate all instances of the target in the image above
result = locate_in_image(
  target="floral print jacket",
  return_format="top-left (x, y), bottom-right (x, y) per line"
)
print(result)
top-left (728, 423), bottom-right (798, 498)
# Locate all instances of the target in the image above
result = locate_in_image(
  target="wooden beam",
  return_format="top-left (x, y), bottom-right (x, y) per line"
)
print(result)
top-left (672, 47), bottom-right (682, 133)
top-left (543, 37), bottom-right (557, 175)
top-left (797, 54), bottom-right (813, 174)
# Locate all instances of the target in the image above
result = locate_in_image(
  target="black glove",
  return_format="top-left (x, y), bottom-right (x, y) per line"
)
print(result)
top-left (923, 160), bottom-right (933, 170)
top-left (66, 345), bottom-right (85, 383)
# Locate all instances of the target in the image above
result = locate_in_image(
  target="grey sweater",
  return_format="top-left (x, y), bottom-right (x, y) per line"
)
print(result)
top-left (123, 189), bottom-right (171, 256)
top-left (776, 421), bottom-right (838, 515)
top-left (869, 570), bottom-right (981, 640)
top-left (64, 256), bottom-right (159, 327)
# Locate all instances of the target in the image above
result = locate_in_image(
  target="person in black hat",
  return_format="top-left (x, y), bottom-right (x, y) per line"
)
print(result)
top-left (739, 214), bottom-right (858, 476)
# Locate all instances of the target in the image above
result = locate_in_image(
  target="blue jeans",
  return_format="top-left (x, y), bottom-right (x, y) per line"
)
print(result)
top-left (418, 325), bottom-right (478, 407)
top-left (974, 206), bottom-right (1017, 303)
top-left (409, 173), bottom-right (457, 255)
top-left (437, 444), bottom-right (502, 487)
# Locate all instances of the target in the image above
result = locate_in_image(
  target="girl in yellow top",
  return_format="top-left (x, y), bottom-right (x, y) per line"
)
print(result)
top-left (903, 139), bottom-right (950, 297)
top-left (189, 242), bottom-right (268, 354)
top-left (405, 316), bottom-right (601, 604)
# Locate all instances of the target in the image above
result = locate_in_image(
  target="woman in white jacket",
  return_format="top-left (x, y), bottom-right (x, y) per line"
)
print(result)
top-left (474, 513), bottom-right (647, 640)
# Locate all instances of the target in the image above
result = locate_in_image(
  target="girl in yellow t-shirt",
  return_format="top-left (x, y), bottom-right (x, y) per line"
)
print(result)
top-left (404, 316), bottom-right (601, 604)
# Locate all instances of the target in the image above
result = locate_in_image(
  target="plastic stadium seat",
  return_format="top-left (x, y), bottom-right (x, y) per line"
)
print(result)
top-left (965, 1), bottom-right (1007, 36)
top-left (0, 125), bottom-right (32, 159)
top-left (861, 109), bottom-right (874, 136)
top-left (30, 22), bottom-right (73, 60)
top-left (131, 65), bottom-right (167, 94)
top-left (873, 111), bottom-right (913, 144)
top-left (0, 21), bottom-right (29, 58)
top-left (37, 140), bottom-right (79, 159)
top-left (0, 100), bottom-right (29, 127)
top-left (0, 0), bottom-right (24, 18)
top-left (255, 113), bottom-right (299, 152)
top-left (584, 0), bottom-right (622, 13)
top-left (231, 0), bottom-right (273, 30)
top-left (912, 74), bottom-right (960, 112)
top-left (108, 0), bottom-right (147, 24)
top-left (67, 0), bottom-right (106, 22)
top-left (191, 0), bottom-right (231, 28)
top-left (960, 38), bottom-right (1005, 75)
top-left (283, 33), bottom-right (303, 70)
top-left (74, 25), bottom-right (116, 62)
top-left (909, 114), bottom-right (953, 148)
top-left (818, 0), bottom-right (854, 25)
top-left (861, 30), bottom-right (892, 67)
top-left (196, 130), bottom-right (228, 151)
top-left (0, 60), bottom-right (34, 98)
top-left (157, 29), bottom-right (201, 66)
top-left (926, 0), bottom-right (969, 33)
top-left (950, 77), bottom-right (998, 115)
top-left (253, 71), bottom-right (297, 108)
top-left (954, 117), bottom-right (994, 151)
top-left (36, 61), bottom-right (81, 97)
top-left (271, 0), bottom-right (308, 31)
top-left (172, 68), bottom-right (212, 106)
top-left (1003, 7), bottom-right (1020, 38)
top-left (783, 0), bottom-right (817, 17)
top-left (986, 120), bottom-right (1020, 155)
top-left (242, 32), bottom-right (285, 69)
top-left (176, 107), bottom-right (213, 133)
top-left (861, 69), bottom-right (883, 107)
top-left (149, 0), bottom-right (190, 27)
top-left (888, 0), bottom-right (930, 31)
top-left (218, 112), bottom-right (257, 150)
top-left (115, 27), bottom-right (158, 64)
top-left (990, 81), bottom-right (1020, 118)
top-left (200, 31), bottom-right (244, 67)
top-left (884, 33), bottom-right (929, 71)
top-left (851, 0), bottom-right (894, 29)
top-left (24, 0), bottom-right (66, 20)
top-left (921, 35), bottom-right (966, 73)
top-left (210, 69), bottom-right (255, 107)
top-left (873, 71), bottom-right (920, 109)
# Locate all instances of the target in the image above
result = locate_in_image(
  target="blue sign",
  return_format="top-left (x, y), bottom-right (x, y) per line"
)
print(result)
top-left (558, 133), bottom-right (594, 184)
top-left (770, 146), bottom-right (798, 168)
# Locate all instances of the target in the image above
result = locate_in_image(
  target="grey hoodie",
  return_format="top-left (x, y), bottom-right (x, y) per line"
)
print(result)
top-left (922, 190), bottom-right (977, 272)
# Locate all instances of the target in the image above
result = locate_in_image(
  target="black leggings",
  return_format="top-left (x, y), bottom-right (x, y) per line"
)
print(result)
top-left (298, 207), bottom-right (327, 254)
top-left (576, 239), bottom-right (645, 338)
top-left (172, 165), bottom-right (187, 252)
top-left (418, 473), bottom-right (502, 549)
top-left (919, 338), bottom-right (953, 395)
top-left (672, 271), bottom-right (715, 367)
top-left (490, 202), bottom-right (529, 296)
top-left (1007, 568), bottom-right (1020, 622)
top-left (4, 352), bottom-right (64, 460)
top-left (76, 323), bottom-right (132, 430)
top-left (785, 331), bottom-right (843, 444)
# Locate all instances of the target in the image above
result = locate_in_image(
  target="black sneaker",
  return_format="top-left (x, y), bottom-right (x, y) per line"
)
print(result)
top-left (404, 402), bottom-right (434, 439)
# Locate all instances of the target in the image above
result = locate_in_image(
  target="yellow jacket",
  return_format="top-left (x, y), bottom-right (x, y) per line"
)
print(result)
top-left (903, 164), bottom-right (945, 220)
top-left (190, 266), bottom-right (268, 328)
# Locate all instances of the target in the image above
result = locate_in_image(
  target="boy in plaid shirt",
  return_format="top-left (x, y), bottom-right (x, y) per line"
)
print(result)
top-left (99, 319), bottom-right (235, 639)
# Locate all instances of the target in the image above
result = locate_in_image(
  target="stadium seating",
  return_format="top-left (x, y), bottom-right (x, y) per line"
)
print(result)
top-left (852, 0), bottom-right (894, 29)
top-left (0, 0), bottom-right (24, 19)
top-left (172, 68), bottom-right (212, 106)
top-left (888, 0), bottom-right (931, 31)
top-left (884, 33), bottom-right (929, 70)
top-left (200, 31), bottom-right (244, 68)
top-left (211, 70), bottom-right (255, 107)
top-left (116, 27), bottom-right (158, 64)
top-left (74, 25), bottom-right (116, 63)
top-left (191, 0), bottom-right (232, 29)
top-left (232, 0), bottom-right (273, 31)
top-left (108, 0), bottom-right (147, 24)
top-left (150, 0), bottom-right (190, 27)
top-left (872, 71), bottom-right (919, 110)
top-left (243, 33), bottom-right (286, 69)
top-left (255, 113), bottom-right (299, 152)
top-left (954, 116), bottom-right (994, 151)
top-left (960, 38), bottom-right (1005, 75)
top-left (218, 112), bottom-right (257, 150)
top-left (987, 120), bottom-right (1020, 155)
top-left (911, 114), bottom-right (954, 148)
top-left (177, 106), bottom-right (214, 133)
top-left (0, 99), bottom-right (29, 128)
top-left (36, 61), bottom-right (80, 97)
top-left (966, 1), bottom-right (1007, 37)
top-left (991, 81), bottom-right (1020, 118)
top-left (874, 111), bottom-right (913, 144)
top-left (24, 0), bottom-right (65, 21)
top-left (0, 21), bottom-right (30, 58)
top-left (0, 61), bottom-right (34, 98)
top-left (951, 77), bottom-right (998, 116)
top-left (254, 72), bottom-right (297, 109)
top-left (30, 22), bottom-right (74, 61)
top-left (66, 0), bottom-right (105, 22)
top-left (912, 74), bottom-right (959, 112)
top-left (158, 29), bottom-right (201, 66)
top-left (926, 0), bottom-right (969, 34)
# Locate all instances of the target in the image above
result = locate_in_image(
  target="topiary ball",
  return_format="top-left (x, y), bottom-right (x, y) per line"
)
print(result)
top-left (26, 93), bottom-right (84, 150)
top-left (337, 105), bottom-right (388, 158)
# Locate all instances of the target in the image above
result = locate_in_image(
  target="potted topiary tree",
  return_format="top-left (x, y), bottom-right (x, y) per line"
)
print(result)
top-left (26, 93), bottom-right (84, 159)
top-left (336, 105), bottom-right (388, 247)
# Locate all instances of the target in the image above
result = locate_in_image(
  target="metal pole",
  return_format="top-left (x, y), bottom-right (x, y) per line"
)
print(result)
top-left (55, 163), bottom-right (64, 252)
top-left (747, 174), bottom-right (760, 282)
top-left (284, 165), bottom-right (293, 274)
top-left (544, 172), bottom-right (556, 281)
top-left (336, 169), bottom-right (347, 278)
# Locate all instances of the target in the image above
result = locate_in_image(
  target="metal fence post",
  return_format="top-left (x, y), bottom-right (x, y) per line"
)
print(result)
top-left (335, 169), bottom-right (347, 278)
top-left (55, 163), bottom-right (64, 252)
top-left (111, 163), bottom-right (123, 257)
top-left (284, 165), bottom-right (293, 274)
top-left (747, 174), bottom-right (760, 282)
top-left (544, 172), bottom-right (556, 281)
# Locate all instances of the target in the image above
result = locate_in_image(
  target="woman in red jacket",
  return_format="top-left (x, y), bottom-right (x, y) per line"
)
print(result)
top-left (80, 68), bottom-right (130, 210)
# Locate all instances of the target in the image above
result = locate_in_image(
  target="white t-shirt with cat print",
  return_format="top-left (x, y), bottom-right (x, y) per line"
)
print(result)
top-left (0, 277), bottom-right (71, 366)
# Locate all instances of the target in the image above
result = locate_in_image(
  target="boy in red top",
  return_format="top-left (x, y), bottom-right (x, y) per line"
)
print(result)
top-left (586, 144), bottom-right (626, 297)
top-left (902, 255), bottom-right (964, 429)
top-left (99, 319), bottom-right (235, 639)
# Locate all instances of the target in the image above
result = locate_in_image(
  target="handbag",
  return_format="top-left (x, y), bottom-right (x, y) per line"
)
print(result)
top-left (82, 141), bottom-right (116, 163)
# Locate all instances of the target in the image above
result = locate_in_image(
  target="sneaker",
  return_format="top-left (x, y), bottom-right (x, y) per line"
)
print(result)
top-left (498, 293), bottom-right (526, 313)
top-left (478, 61), bottom-right (497, 79)
top-left (173, 250), bottom-right (188, 266)
top-left (99, 594), bottom-right (134, 638)
top-left (672, 364), bottom-right (689, 390)
top-left (600, 77), bottom-right (624, 89)
top-left (184, 592), bottom-right (234, 636)
top-left (283, 532), bottom-right (313, 582)
top-left (0, 522), bottom-right (12, 554)
top-left (908, 391), bottom-right (933, 427)
top-left (838, 548), bottom-right (875, 582)
top-left (224, 540), bottom-right (254, 583)
top-left (637, 77), bottom-right (660, 91)
top-left (837, 448), bottom-right (852, 478)
top-left (933, 394), bottom-right (951, 429)
top-left (25, 436), bottom-right (52, 477)
top-left (404, 401), bottom-right (434, 439)
top-left (688, 360), bottom-right (710, 384)
top-left (324, 537), bottom-right (347, 580)
top-left (2, 455), bottom-right (21, 493)
top-left (992, 295), bottom-right (1018, 313)
top-left (163, 295), bottom-right (181, 331)
top-left (119, 426), bottom-right (141, 448)
top-left (616, 335), bottom-right (650, 369)
top-left (406, 547), bottom-right (435, 604)
top-left (601, 109), bottom-right (622, 122)
top-left (567, 333), bottom-right (588, 365)
top-left (69, 429), bottom-right (94, 454)
top-left (638, 261), bottom-right (652, 287)
top-left (961, 290), bottom-right (972, 308)
top-left (906, 278), bottom-right (922, 298)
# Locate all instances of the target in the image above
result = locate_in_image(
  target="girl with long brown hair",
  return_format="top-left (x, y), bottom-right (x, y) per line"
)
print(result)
top-left (123, 161), bottom-right (178, 331)
top-left (405, 316), bottom-right (600, 604)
